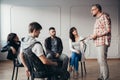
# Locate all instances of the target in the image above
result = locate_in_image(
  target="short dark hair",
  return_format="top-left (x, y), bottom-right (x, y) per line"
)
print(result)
top-left (92, 4), bottom-right (102, 12)
top-left (49, 27), bottom-right (55, 31)
top-left (29, 22), bottom-right (42, 33)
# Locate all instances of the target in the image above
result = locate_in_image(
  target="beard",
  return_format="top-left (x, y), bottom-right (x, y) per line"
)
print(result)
top-left (51, 34), bottom-right (56, 38)
top-left (35, 34), bottom-right (39, 38)
top-left (93, 14), bottom-right (97, 17)
top-left (53, 34), bottom-right (56, 37)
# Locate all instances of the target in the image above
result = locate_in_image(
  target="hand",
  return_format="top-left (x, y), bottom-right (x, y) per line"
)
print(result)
top-left (10, 47), bottom-right (16, 54)
top-left (55, 53), bottom-right (60, 58)
top-left (54, 62), bottom-right (58, 66)
top-left (76, 50), bottom-right (80, 54)
top-left (25, 67), bottom-right (30, 77)
top-left (90, 34), bottom-right (97, 40)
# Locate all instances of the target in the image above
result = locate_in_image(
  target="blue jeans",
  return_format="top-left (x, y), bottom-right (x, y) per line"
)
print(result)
top-left (70, 52), bottom-right (81, 72)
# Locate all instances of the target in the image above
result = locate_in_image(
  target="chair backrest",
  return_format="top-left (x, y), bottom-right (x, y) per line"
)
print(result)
top-left (80, 41), bottom-right (87, 53)
top-left (80, 41), bottom-right (87, 62)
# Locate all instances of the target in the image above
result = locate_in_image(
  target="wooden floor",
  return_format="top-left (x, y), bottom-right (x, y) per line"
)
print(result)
top-left (0, 60), bottom-right (120, 80)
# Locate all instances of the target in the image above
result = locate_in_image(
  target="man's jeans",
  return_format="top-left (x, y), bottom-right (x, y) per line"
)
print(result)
top-left (47, 53), bottom-right (69, 70)
top-left (97, 45), bottom-right (109, 80)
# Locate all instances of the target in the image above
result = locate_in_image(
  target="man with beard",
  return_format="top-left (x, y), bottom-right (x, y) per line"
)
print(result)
top-left (90, 4), bottom-right (111, 80)
top-left (44, 27), bottom-right (69, 71)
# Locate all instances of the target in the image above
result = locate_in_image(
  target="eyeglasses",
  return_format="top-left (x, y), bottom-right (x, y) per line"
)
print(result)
top-left (91, 7), bottom-right (98, 12)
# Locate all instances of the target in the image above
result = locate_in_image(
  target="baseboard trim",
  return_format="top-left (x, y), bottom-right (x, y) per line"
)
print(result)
top-left (86, 58), bottom-right (120, 61)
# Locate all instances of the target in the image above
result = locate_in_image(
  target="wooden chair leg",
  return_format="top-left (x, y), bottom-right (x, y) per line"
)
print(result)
top-left (81, 62), bottom-right (83, 77)
top-left (83, 62), bottom-right (87, 74)
top-left (27, 77), bottom-right (29, 80)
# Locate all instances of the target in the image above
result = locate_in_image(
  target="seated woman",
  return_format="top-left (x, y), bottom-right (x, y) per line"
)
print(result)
top-left (1, 33), bottom-right (21, 61)
top-left (69, 27), bottom-right (86, 78)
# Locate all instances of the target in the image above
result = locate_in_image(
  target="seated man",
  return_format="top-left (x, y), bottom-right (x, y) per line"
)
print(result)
top-left (44, 27), bottom-right (69, 70)
top-left (19, 22), bottom-right (69, 80)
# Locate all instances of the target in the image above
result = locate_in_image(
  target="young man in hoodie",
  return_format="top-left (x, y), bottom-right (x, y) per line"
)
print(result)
top-left (19, 22), bottom-right (67, 79)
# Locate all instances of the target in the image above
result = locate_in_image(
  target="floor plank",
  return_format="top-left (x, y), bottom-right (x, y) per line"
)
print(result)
top-left (0, 60), bottom-right (120, 80)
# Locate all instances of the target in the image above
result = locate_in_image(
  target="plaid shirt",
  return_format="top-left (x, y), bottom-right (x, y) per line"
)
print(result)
top-left (93, 13), bottom-right (111, 47)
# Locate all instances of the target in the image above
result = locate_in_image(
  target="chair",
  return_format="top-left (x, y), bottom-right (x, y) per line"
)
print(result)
top-left (69, 57), bottom-right (87, 77)
top-left (0, 46), bottom-right (26, 80)
top-left (79, 55), bottom-right (87, 77)
top-left (11, 53), bottom-right (55, 80)
top-left (11, 58), bottom-right (26, 80)
top-left (11, 57), bottom-right (30, 80)
top-left (23, 50), bottom-right (56, 80)
top-left (69, 41), bottom-right (87, 77)
top-left (79, 41), bottom-right (87, 77)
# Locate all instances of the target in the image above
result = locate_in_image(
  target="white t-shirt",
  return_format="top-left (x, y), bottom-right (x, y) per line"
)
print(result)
top-left (32, 43), bottom-right (44, 57)
top-left (69, 36), bottom-right (84, 53)
top-left (20, 36), bottom-right (44, 58)
top-left (20, 43), bottom-right (44, 57)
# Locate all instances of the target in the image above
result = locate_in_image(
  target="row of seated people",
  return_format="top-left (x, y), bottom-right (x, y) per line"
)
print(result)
top-left (1, 22), bottom-right (87, 80)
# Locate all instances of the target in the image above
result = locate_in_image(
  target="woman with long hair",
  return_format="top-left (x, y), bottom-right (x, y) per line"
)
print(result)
top-left (1, 33), bottom-right (21, 60)
top-left (69, 27), bottom-right (86, 78)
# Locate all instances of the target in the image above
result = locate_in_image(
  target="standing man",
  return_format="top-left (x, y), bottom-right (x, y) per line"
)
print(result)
top-left (44, 27), bottom-right (69, 70)
top-left (90, 4), bottom-right (111, 80)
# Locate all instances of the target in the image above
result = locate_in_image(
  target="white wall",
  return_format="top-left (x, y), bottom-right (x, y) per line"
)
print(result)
top-left (119, 1), bottom-right (120, 58)
top-left (0, 0), bottom-right (120, 60)
top-left (0, 0), bottom-right (1, 42)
